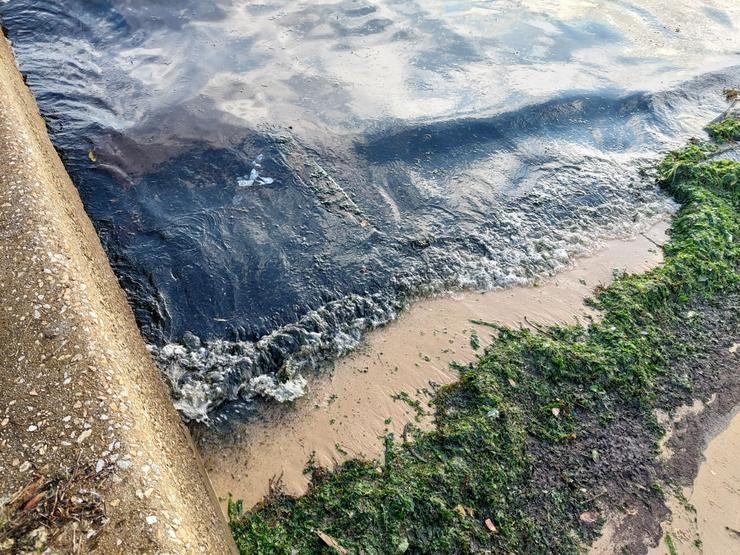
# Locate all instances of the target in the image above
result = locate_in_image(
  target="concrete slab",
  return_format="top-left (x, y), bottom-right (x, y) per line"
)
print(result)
top-left (0, 34), bottom-right (235, 554)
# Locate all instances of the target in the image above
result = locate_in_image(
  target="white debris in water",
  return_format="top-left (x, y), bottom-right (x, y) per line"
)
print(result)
top-left (237, 154), bottom-right (275, 187)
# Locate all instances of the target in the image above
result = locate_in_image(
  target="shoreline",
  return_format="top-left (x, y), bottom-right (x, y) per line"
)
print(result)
top-left (204, 221), bottom-right (669, 510)
top-left (225, 116), bottom-right (740, 554)
top-left (0, 3), bottom-right (737, 551)
top-left (650, 409), bottom-right (740, 554)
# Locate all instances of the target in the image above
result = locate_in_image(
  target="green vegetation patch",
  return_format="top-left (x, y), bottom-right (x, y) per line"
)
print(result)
top-left (228, 122), bottom-right (740, 554)
top-left (706, 118), bottom-right (740, 143)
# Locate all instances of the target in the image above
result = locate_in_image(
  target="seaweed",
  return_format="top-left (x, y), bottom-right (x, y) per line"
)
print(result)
top-left (707, 118), bottom-right (740, 143)
top-left (228, 121), bottom-right (740, 554)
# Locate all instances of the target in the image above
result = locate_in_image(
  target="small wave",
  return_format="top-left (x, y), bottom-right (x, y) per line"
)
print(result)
top-left (151, 292), bottom-right (400, 421)
top-left (152, 151), bottom-right (675, 422)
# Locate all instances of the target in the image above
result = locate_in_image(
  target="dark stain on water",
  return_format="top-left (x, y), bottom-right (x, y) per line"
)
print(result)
top-left (1, 0), bottom-right (739, 421)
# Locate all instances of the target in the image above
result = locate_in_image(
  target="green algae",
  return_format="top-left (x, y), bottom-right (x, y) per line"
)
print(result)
top-left (228, 121), bottom-right (740, 554)
top-left (706, 118), bottom-right (740, 143)
top-left (664, 532), bottom-right (679, 555)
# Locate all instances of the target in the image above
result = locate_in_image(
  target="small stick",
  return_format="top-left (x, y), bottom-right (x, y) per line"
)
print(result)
top-left (640, 232), bottom-right (664, 249)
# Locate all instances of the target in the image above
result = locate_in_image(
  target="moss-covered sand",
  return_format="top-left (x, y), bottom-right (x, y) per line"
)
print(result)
top-left (228, 118), bottom-right (739, 554)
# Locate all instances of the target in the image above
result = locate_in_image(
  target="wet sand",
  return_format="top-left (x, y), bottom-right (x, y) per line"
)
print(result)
top-left (648, 407), bottom-right (740, 555)
top-left (204, 221), bottom-right (669, 510)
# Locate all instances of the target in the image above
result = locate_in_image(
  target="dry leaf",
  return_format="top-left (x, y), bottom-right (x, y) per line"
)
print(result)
top-left (484, 518), bottom-right (497, 533)
top-left (579, 510), bottom-right (599, 524)
top-left (317, 531), bottom-right (348, 554)
top-left (23, 492), bottom-right (46, 511)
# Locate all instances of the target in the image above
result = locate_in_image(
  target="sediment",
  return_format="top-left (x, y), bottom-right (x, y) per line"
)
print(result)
top-left (0, 36), bottom-right (234, 553)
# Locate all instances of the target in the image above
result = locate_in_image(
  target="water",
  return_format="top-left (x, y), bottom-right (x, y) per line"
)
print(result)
top-left (1, 0), bottom-right (738, 421)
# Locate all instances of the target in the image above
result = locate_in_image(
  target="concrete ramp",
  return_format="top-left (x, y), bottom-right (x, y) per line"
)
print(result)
top-left (0, 35), bottom-right (235, 553)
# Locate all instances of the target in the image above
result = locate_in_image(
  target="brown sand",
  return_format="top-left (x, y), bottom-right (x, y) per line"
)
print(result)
top-left (204, 222), bottom-right (669, 510)
top-left (0, 36), bottom-right (234, 552)
top-left (648, 407), bottom-right (740, 555)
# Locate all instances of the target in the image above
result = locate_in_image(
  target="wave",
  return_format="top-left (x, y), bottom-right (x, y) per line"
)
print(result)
top-left (151, 152), bottom-right (675, 421)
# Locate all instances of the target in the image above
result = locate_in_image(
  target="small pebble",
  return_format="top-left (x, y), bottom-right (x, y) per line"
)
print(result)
top-left (76, 429), bottom-right (92, 443)
top-left (116, 459), bottom-right (131, 471)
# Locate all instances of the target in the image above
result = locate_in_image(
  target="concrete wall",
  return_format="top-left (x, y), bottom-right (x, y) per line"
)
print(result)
top-left (0, 34), bottom-right (235, 554)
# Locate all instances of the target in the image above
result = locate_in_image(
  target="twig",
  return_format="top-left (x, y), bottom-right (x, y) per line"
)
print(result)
top-left (524, 316), bottom-right (557, 339)
top-left (640, 232), bottom-right (664, 249)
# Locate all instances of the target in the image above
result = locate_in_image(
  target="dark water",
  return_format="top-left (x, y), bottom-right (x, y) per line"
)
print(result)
top-left (2, 0), bottom-right (739, 421)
